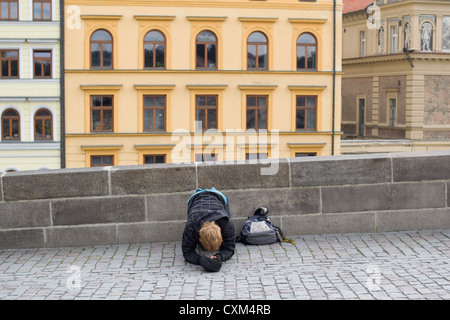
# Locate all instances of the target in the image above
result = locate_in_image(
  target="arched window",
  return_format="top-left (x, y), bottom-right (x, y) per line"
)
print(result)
top-left (34, 108), bottom-right (53, 140)
top-left (247, 31), bottom-right (268, 70)
top-left (1, 108), bottom-right (20, 140)
top-left (144, 30), bottom-right (165, 69)
top-left (90, 29), bottom-right (113, 69)
top-left (196, 30), bottom-right (217, 69)
top-left (297, 33), bottom-right (317, 70)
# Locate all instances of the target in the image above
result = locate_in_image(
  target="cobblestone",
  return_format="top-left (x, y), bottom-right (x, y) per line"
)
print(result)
top-left (1, 229), bottom-right (450, 300)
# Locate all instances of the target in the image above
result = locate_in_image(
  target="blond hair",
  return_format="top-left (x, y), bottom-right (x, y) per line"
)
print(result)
top-left (199, 221), bottom-right (223, 252)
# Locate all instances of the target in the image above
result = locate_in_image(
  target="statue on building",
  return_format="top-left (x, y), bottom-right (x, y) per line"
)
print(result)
top-left (421, 22), bottom-right (433, 52)
top-left (404, 22), bottom-right (411, 50)
top-left (378, 26), bottom-right (384, 53)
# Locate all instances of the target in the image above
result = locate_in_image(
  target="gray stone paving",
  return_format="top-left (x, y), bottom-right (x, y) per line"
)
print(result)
top-left (1, 229), bottom-right (450, 300)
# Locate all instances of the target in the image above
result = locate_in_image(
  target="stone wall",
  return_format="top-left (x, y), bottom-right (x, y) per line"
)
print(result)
top-left (1, 151), bottom-right (450, 249)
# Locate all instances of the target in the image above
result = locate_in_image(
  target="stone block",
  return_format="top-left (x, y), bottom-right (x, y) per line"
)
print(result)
top-left (2, 168), bottom-right (109, 201)
top-left (226, 187), bottom-right (320, 218)
top-left (281, 212), bottom-right (375, 236)
top-left (197, 160), bottom-right (289, 191)
top-left (111, 164), bottom-right (196, 195)
top-left (146, 192), bottom-right (191, 222)
top-left (117, 221), bottom-right (186, 243)
top-left (322, 182), bottom-right (445, 214)
top-left (51, 196), bottom-right (146, 226)
top-left (392, 151), bottom-right (450, 182)
top-left (45, 225), bottom-right (117, 247)
top-left (290, 153), bottom-right (392, 187)
top-left (0, 229), bottom-right (45, 249)
top-left (0, 201), bottom-right (50, 229)
top-left (376, 208), bottom-right (450, 232)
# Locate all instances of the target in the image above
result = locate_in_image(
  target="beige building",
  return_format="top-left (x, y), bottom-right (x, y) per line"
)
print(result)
top-left (341, 0), bottom-right (450, 154)
top-left (64, 0), bottom-right (343, 168)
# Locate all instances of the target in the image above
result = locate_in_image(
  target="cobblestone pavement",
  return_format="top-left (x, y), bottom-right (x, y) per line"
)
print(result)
top-left (1, 229), bottom-right (450, 300)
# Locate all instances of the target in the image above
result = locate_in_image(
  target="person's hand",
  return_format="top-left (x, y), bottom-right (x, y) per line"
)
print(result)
top-left (210, 256), bottom-right (217, 259)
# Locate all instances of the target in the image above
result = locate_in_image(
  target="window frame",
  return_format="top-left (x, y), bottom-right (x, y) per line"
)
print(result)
top-left (296, 33), bottom-right (317, 71)
top-left (143, 30), bottom-right (166, 69)
top-left (90, 155), bottom-right (114, 167)
top-left (195, 30), bottom-right (218, 70)
top-left (295, 95), bottom-right (317, 131)
top-left (143, 94), bottom-right (166, 132)
top-left (143, 154), bottom-right (166, 164)
top-left (1, 108), bottom-right (20, 141)
top-left (90, 29), bottom-right (113, 69)
top-left (195, 94), bottom-right (218, 131)
top-left (0, 0), bottom-right (18, 21)
top-left (33, 50), bottom-right (52, 79)
top-left (246, 95), bottom-right (268, 131)
top-left (34, 108), bottom-right (53, 141)
top-left (90, 95), bottom-right (114, 132)
top-left (247, 31), bottom-right (268, 70)
top-left (0, 49), bottom-right (19, 78)
top-left (33, 0), bottom-right (52, 21)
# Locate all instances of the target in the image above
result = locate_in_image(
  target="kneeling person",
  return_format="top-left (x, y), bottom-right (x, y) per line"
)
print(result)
top-left (182, 188), bottom-right (235, 272)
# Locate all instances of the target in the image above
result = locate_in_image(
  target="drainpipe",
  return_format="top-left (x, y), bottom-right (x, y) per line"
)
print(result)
top-left (60, 0), bottom-right (66, 168)
top-left (331, 0), bottom-right (336, 155)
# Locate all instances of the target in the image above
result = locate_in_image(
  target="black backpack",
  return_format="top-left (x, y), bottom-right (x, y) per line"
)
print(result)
top-left (237, 206), bottom-right (295, 245)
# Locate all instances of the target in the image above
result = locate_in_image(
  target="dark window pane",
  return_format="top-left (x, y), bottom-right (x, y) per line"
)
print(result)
top-left (144, 44), bottom-right (154, 68)
top-left (102, 156), bottom-right (113, 165)
top-left (12, 119), bottom-right (19, 138)
top-left (258, 46), bottom-right (267, 69)
top-left (10, 60), bottom-right (18, 77)
top-left (196, 44), bottom-right (205, 68)
top-left (247, 45), bottom-right (256, 68)
top-left (34, 60), bottom-right (42, 77)
top-left (155, 109), bottom-right (165, 130)
top-left (2, 119), bottom-right (9, 138)
top-left (196, 108), bottom-right (205, 130)
top-left (207, 44), bottom-right (216, 68)
top-left (297, 96), bottom-right (306, 106)
top-left (296, 109), bottom-right (305, 129)
top-left (196, 95), bottom-right (206, 106)
top-left (257, 109), bottom-right (267, 129)
top-left (144, 109), bottom-right (153, 131)
top-left (308, 47), bottom-right (316, 69)
top-left (35, 119), bottom-right (43, 138)
top-left (257, 96), bottom-right (267, 107)
top-left (91, 156), bottom-right (102, 166)
top-left (44, 119), bottom-right (52, 138)
top-left (155, 44), bottom-right (165, 68)
top-left (307, 96), bottom-right (316, 107)
top-left (207, 95), bottom-right (217, 107)
top-left (247, 109), bottom-right (255, 129)
top-left (103, 110), bottom-right (113, 131)
top-left (91, 96), bottom-right (102, 106)
top-left (91, 110), bottom-right (101, 131)
top-left (307, 109), bottom-right (316, 129)
top-left (297, 46), bottom-right (306, 69)
top-left (102, 96), bottom-right (113, 106)
top-left (91, 44), bottom-right (101, 67)
top-left (102, 43), bottom-right (112, 67)
top-left (43, 60), bottom-right (51, 76)
top-left (247, 96), bottom-right (257, 107)
top-left (207, 109), bottom-right (217, 129)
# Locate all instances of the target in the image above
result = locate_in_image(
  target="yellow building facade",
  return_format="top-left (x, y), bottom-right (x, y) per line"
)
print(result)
top-left (64, 0), bottom-right (343, 168)
top-left (0, 0), bottom-right (61, 172)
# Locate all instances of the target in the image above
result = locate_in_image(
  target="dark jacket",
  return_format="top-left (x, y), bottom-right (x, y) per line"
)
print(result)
top-left (182, 190), bottom-right (235, 265)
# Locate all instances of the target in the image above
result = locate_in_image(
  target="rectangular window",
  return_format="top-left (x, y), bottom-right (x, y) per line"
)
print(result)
top-left (0, 50), bottom-right (19, 78)
top-left (391, 25), bottom-right (398, 53)
top-left (33, 0), bottom-right (51, 21)
top-left (90, 95), bottom-right (113, 132)
top-left (195, 95), bottom-right (218, 131)
top-left (360, 31), bottom-right (366, 57)
top-left (296, 96), bottom-right (316, 130)
top-left (389, 98), bottom-right (397, 127)
top-left (0, 0), bottom-right (18, 20)
top-left (33, 50), bottom-right (52, 78)
top-left (246, 95), bottom-right (267, 130)
top-left (144, 154), bottom-right (166, 164)
top-left (143, 95), bottom-right (166, 132)
top-left (91, 155), bottom-right (114, 167)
